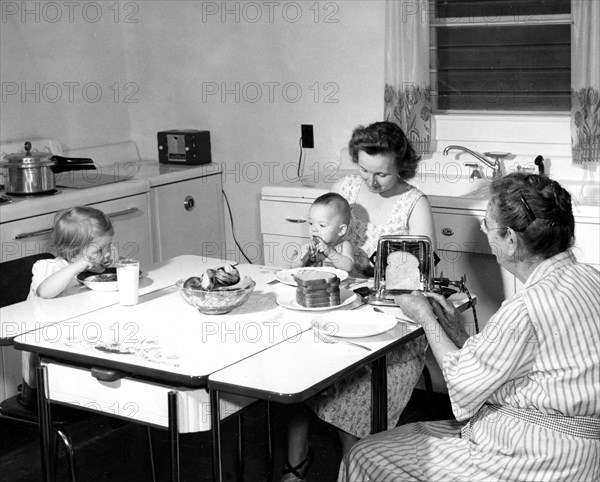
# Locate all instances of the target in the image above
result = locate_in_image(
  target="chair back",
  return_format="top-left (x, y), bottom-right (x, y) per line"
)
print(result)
top-left (0, 254), bottom-right (55, 307)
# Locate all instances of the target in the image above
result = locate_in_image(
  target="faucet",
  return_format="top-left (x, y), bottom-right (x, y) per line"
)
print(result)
top-left (443, 145), bottom-right (506, 179)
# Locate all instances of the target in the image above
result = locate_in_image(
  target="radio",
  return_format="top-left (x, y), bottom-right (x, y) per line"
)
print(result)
top-left (157, 130), bottom-right (211, 165)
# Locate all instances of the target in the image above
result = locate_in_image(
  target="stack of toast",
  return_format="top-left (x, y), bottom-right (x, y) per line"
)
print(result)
top-left (294, 271), bottom-right (341, 308)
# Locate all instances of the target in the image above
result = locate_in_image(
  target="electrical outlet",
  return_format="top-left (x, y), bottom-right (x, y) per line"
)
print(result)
top-left (301, 124), bottom-right (314, 149)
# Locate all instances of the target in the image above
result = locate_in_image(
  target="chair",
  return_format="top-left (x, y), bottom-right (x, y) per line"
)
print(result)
top-left (0, 253), bottom-right (83, 481)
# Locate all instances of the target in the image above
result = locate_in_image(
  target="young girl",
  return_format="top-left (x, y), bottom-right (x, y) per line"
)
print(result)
top-left (19, 206), bottom-right (114, 407)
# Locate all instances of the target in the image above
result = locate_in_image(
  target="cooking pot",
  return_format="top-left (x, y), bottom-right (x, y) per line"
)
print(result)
top-left (1, 141), bottom-right (96, 195)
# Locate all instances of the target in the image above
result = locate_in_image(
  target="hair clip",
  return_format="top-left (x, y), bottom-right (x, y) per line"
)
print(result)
top-left (520, 194), bottom-right (536, 222)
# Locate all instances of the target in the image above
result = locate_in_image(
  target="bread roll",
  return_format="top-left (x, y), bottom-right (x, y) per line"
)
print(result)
top-left (385, 251), bottom-right (421, 290)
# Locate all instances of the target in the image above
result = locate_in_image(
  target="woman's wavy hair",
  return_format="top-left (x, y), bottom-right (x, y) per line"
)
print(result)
top-left (51, 206), bottom-right (114, 262)
top-left (490, 173), bottom-right (575, 258)
top-left (348, 121), bottom-right (420, 180)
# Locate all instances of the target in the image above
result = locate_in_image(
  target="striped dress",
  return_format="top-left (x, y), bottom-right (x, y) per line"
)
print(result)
top-left (339, 250), bottom-right (600, 481)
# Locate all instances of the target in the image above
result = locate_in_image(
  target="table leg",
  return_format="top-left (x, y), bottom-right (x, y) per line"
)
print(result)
top-left (265, 401), bottom-right (274, 482)
top-left (168, 390), bottom-right (180, 482)
top-left (370, 356), bottom-right (388, 434)
top-left (210, 389), bottom-right (222, 482)
top-left (36, 365), bottom-right (54, 482)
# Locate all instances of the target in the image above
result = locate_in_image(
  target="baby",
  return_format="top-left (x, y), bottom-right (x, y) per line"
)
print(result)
top-left (291, 192), bottom-right (354, 272)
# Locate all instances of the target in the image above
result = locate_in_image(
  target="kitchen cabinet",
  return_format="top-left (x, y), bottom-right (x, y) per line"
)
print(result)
top-left (0, 193), bottom-right (152, 266)
top-left (150, 173), bottom-right (225, 262)
top-left (260, 199), bottom-right (313, 267)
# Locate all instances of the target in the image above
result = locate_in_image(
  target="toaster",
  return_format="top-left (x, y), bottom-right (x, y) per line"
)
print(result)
top-left (367, 235), bottom-right (435, 306)
top-left (157, 130), bottom-right (211, 165)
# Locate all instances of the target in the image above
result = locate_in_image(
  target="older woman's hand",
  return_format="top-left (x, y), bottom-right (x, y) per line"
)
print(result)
top-left (425, 292), bottom-right (469, 348)
top-left (394, 291), bottom-right (436, 326)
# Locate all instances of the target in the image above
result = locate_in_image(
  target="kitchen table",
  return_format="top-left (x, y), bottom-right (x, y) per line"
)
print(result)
top-left (208, 313), bottom-right (424, 482)
top-left (11, 257), bottom-right (323, 482)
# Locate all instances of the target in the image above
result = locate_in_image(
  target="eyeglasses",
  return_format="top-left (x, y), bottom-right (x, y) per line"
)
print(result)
top-left (480, 217), bottom-right (506, 234)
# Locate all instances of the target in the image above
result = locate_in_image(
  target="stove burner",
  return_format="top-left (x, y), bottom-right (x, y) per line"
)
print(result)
top-left (0, 195), bottom-right (13, 204)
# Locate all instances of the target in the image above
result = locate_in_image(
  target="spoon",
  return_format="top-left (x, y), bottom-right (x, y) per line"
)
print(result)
top-left (313, 329), bottom-right (372, 352)
top-left (372, 307), bottom-right (421, 327)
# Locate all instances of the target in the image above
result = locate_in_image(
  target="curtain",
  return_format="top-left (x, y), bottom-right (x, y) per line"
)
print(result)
top-left (571, 0), bottom-right (600, 163)
top-left (384, 0), bottom-right (432, 155)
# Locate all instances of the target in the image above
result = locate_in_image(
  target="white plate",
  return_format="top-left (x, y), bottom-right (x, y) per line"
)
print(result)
top-left (77, 268), bottom-right (143, 292)
top-left (311, 310), bottom-right (397, 338)
top-left (276, 288), bottom-right (357, 312)
top-left (276, 267), bottom-right (349, 286)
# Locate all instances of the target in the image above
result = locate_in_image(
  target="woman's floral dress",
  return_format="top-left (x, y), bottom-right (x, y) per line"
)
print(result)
top-left (310, 175), bottom-right (428, 438)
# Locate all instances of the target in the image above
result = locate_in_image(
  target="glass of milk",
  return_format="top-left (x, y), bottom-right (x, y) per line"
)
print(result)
top-left (116, 259), bottom-right (140, 306)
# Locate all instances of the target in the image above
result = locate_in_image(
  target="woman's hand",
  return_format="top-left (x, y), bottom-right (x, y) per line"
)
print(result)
top-left (395, 291), bottom-right (436, 327)
top-left (425, 292), bottom-right (469, 348)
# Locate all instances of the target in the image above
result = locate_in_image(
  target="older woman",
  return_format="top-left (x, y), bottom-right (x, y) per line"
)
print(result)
top-left (339, 173), bottom-right (600, 481)
top-left (283, 122), bottom-right (434, 481)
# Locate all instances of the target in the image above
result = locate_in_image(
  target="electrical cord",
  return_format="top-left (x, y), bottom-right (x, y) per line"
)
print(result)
top-left (221, 188), bottom-right (252, 264)
top-left (461, 282), bottom-right (479, 334)
top-left (296, 136), bottom-right (305, 179)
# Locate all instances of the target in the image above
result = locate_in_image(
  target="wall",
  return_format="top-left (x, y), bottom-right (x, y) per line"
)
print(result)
top-left (0, 1), bottom-right (133, 149)
top-left (123, 1), bottom-right (386, 262)
top-left (0, 1), bottom-right (385, 262)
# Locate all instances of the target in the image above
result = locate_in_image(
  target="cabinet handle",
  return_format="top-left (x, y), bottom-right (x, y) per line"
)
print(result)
top-left (441, 227), bottom-right (454, 237)
top-left (14, 227), bottom-right (53, 240)
top-left (183, 195), bottom-right (195, 211)
top-left (13, 207), bottom-right (140, 240)
top-left (107, 207), bottom-right (139, 218)
top-left (284, 217), bottom-right (307, 224)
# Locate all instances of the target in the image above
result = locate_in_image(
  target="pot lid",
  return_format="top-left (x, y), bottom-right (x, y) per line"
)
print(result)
top-left (2, 141), bottom-right (55, 166)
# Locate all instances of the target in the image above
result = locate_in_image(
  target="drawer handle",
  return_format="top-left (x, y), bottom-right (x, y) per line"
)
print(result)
top-left (13, 207), bottom-right (139, 240)
top-left (91, 367), bottom-right (126, 382)
top-left (184, 195), bottom-right (195, 211)
top-left (107, 207), bottom-right (139, 218)
top-left (14, 227), bottom-right (53, 240)
top-left (284, 217), bottom-right (307, 224)
top-left (441, 227), bottom-right (454, 237)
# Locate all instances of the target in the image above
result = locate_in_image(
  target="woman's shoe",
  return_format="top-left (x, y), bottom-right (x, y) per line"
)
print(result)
top-left (281, 447), bottom-right (313, 481)
top-left (16, 382), bottom-right (37, 409)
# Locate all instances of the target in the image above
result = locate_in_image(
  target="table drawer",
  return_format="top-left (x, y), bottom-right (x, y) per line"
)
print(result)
top-left (44, 362), bottom-right (253, 433)
top-left (260, 200), bottom-right (311, 237)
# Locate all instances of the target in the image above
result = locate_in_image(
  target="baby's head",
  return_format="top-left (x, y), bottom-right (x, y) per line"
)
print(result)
top-left (51, 206), bottom-right (114, 268)
top-left (308, 193), bottom-right (351, 245)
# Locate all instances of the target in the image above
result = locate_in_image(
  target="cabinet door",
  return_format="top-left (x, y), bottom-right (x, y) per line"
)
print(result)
top-left (151, 174), bottom-right (225, 261)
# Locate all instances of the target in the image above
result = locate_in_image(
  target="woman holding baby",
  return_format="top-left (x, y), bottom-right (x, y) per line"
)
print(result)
top-left (282, 121), bottom-right (435, 481)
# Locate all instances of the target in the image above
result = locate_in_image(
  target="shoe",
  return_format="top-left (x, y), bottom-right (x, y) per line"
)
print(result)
top-left (16, 382), bottom-right (37, 409)
top-left (281, 446), bottom-right (313, 482)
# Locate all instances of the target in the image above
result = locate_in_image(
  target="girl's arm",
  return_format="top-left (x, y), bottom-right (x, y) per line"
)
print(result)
top-left (320, 240), bottom-right (354, 272)
top-left (36, 257), bottom-right (90, 298)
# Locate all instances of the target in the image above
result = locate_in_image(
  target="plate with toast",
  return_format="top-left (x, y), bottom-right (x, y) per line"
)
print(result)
top-left (276, 267), bottom-right (349, 286)
top-left (276, 287), bottom-right (357, 311)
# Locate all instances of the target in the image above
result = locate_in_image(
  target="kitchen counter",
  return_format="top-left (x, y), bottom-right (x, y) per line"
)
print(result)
top-left (0, 161), bottom-right (222, 223)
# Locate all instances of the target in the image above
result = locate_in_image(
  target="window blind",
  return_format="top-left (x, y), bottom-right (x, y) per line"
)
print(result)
top-left (430, 0), bottom-right (571, 112)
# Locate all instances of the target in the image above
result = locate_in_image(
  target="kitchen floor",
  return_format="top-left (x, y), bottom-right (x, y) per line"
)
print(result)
top-left (0, 389), bottom-right (453, 482)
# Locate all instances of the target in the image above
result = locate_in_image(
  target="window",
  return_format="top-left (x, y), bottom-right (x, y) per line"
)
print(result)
top-left (430, 0), bottom-right (571, 112)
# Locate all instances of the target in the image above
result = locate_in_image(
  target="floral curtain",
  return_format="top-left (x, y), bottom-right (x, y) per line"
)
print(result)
top-left (384, 0), bottom-right (432, 155)
top-left (571, 0), bottom-right (600, 163)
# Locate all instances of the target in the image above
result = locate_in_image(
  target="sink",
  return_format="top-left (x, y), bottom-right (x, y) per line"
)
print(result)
top-left (409, 172), bottom-right (491, 198)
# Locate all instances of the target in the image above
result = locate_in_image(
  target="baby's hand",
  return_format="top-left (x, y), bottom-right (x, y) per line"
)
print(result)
top-left (314, 237), bottom-right (332, 257)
